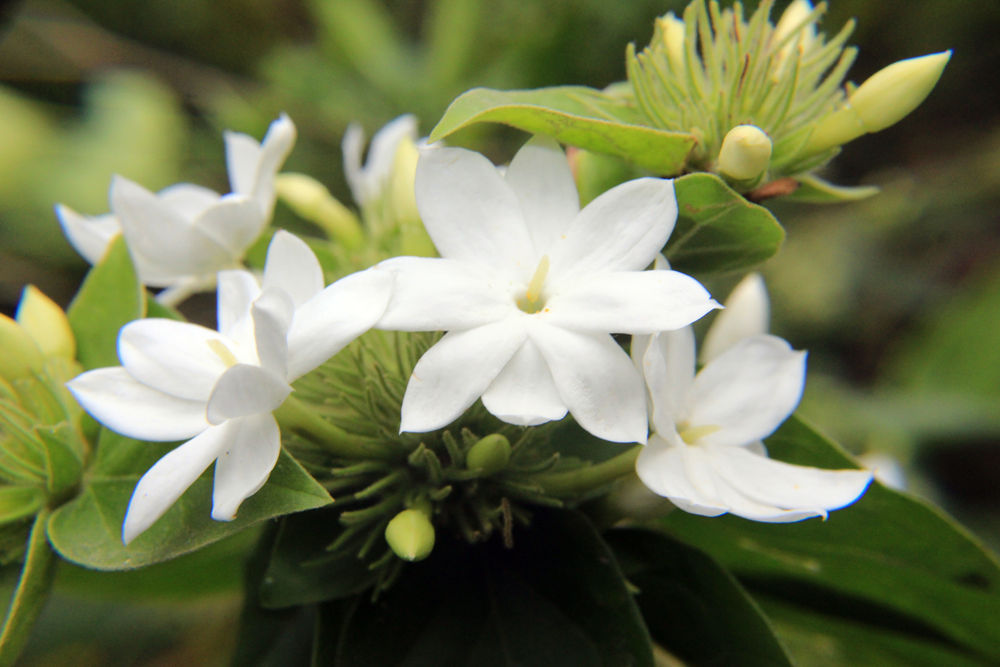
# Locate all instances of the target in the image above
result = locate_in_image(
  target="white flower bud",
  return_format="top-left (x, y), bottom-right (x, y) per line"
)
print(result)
top-left (385, 508), bottom-right (435, 562)
top-left (718, 125), bottom-right (772, 181)
top-left (15, 285), bottom-right (75, 360)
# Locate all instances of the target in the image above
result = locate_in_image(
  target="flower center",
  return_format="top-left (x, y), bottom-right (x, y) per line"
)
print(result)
top-left (516, 255), bottom-right (550, 314)
top-left (676, 421), bottom-right (721, 445)
top-left (207, 339), bottom-right (238, 368)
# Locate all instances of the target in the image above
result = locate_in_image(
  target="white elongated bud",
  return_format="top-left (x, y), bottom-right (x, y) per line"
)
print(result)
top-left (275, 173), bottom-right (365, 250)
top-left (385, 509), bottom-right (435, 562)
top-left (658, 12), bottom-right (686, 72)
top-left (16, 285), bottom-right (75, 360)
top-left (718, 125), bottom-right (772, 181)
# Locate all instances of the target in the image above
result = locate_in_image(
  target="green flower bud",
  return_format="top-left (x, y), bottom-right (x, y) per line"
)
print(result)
top-left (16, 285), bottom-right (75, 360)
top-left (391, 137), bottom-right (436, 257)
top-left (275, 173), bottom-right (365, 250)
top-left (0, 313), bottom-right (44, 381)
top-left (657, 12), bottom-right (686, 72)
top-left (466, 433), bottom-right (511, 476)
top-left (718, 125), bottom-right (772, 181)
top-left (385, 508), bottom-right (435, 561)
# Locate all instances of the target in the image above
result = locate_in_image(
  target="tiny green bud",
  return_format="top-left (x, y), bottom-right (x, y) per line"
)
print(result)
top-left (466, 433), bottom-right (511, 476)
top-left (16, 285), bottom-right (75, 360)
top-left (385, 509), bottom-right (435, 561)
top-left (275, 173), bottom-right (365, 250)
top-left (718, 125), bottom-right (772, 181)
top-left (0, 313), bottom-right (44, 381)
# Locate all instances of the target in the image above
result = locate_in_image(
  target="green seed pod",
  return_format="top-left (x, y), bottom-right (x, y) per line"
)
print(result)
top-left (385, 509), bottom-right (435, 562)
top-left (466, 434), bottom-right (512, 476)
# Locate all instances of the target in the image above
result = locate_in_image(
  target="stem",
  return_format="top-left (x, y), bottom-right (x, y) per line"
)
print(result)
top-left (0, 508), bottom-right (57, 667)
top-left (528, 445), bottom-right (642, 497)
top-left (275, 396), bottom-right (395, 460)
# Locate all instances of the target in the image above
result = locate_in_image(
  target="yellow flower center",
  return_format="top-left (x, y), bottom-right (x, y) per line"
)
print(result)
top-left (676, 421), bottom-right (722, 445)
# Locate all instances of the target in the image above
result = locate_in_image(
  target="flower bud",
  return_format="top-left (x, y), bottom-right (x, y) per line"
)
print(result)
top-left (718, 125), bottom-right (772, 181)
top-left (657, 12), bottom-right (686, 72)
top-left (16, 285), bottom-right (75, 360)
top-left (275, 173), bottom-right (365, 250)
top-left (773, 0), bottom-right (816, 49)
top-left (466, 433), bottom-right (511, 476)
top-left (385, 508), bottom-right (435, 562)
top-left (391, 137), bottom-right (436, 257)
top-left (0, 314), bottom-right (44, 381)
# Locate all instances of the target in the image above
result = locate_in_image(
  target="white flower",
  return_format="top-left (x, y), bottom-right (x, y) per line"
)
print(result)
top-left (342, 114), bottom-right (418, 209)
top-left (375, 136), bottom-right (719, 443)
top-left (67, 230), bottom-right (394, 543)
top-left (56, 115), bottom-right (297, 306)
top-left (633, 272), bottom-right (872, 521)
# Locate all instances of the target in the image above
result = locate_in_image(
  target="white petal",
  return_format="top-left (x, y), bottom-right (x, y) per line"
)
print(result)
top-left (217, 270), bottom-right (261, 337)
top-left (67, 367), bottom-right (209, 442)
top-left (252, 288), bottom-right (295, 378)
top-left (548, 178), bottom-right (676, 278)
top-left (362, 114), bottom-right (418, 202)
top-left (287, 268), bottom-right (395, 381)
top-left (701, 273), bottom-right (770, 363)
top-left (158, 183), bottom-right (221, 220)
top-left (55, 205), bottom-right (120, 265)
top-left (206, 364), bottom-right (291, 425)
top-left (375, 257), bottom-right (511, 332)
top-left (192, 194), bottom-right (266, 256)
top-left (545, 270), bottom-right (718, 334)
top-left (400, 320), bottom-right (527, 433)
top-left (415, 146), bottom-right (536, 277)
top-left (118, 319), bottom-right (235, 401)
top-left (154, 274), bottom-right (218, 306)
top-left (211, 413), bottom-right (282, 520)
top-left (504, 135), bottom-right (579, 254)
top-left (122, 423), bottom-right (230, 544)
top-left (225, 131), bottom-right (263, 197)
top-left (262, 230), bottom-right (324, 308)
top-left (684, 335), bottom-right (806, 448)
top-left (341, 122), bottom-right (367, 205)
top-left (252, 114), bottom-right (297, 218)
top-left (643, 328), bottom-right (696, 436)
top-left (635, 436), bottom-right (727, 517)
top-left (482, 338), bottom-right (568, 426)
top-left (529, 323), bottom-right (647, 444)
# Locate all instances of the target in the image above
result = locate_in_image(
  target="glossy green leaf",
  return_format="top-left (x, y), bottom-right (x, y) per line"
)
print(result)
top-left (606, 528), bottom-right (793, 667)
top-left (430, 86), bottom-right (696, 175)
top-left (47, 429), bottom-right (331, 570)
top-left (663, 416), bottom-right (1000, 661)
top-left (322, 508), bottom-right (653, 667)
top-left (0, 487), bottom-right (44, 525)
top-left (66, 235), bottom-right (145, 370)
top-left (783, 174), bottom-right (880, 204)
top-left (665, 173), bottom-right (785, 274)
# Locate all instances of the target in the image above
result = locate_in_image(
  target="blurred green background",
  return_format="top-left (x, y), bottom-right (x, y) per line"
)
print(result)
top-left (1, 0), bottom-right (999, 664)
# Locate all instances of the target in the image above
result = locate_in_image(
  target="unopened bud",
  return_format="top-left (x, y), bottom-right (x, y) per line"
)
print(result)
top-left (16, 285), bottom-right (75, 359)
top-left (275, 173), bottom-right (365, 250)
top-left (392, 138), bottom-right (436, 257)
top-left (773, 0), bottom-right (815, 48)
top-left (0, 314), bottom-right (44, 381)
top-left (385, 509), bottom-right (435, 562)
top-left (466, 434), bottom-right (511, 476)
top-left (657, 13), bottom-right (686, 72)
top-left (718, 125), bottom-right (772, 181)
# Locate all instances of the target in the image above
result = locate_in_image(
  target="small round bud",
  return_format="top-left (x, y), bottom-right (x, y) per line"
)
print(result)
top-left (718, 125), bottom-right (772, 181)
top-left (385, 509), bottom-right (435, 562)
top-left (466, 434), bottom-right (511, 476)
top-left (0, 314), bottom-right (44, 381)
top-left (16, 285), bottom-right (75, 360)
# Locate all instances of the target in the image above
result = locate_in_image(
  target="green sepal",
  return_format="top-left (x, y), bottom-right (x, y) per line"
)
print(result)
top-left (36, 423), bottom-right (84, 499)
top-left (665, 173), bottom-right (785, 274)
top-left (430, 86), bottom-right (696, 175)
top-left (783, 174), bottom-right (881, 204)
top-left (67, 235), bottom-right (146, 370)
top-left (0, 486), bottom-right (45, 525)
top-left (144, 295), bottom-right (186, 321)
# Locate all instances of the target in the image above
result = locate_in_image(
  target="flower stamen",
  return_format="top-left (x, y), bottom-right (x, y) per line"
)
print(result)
top-left (679, 424), bottom-right (721, 445)
top-left (517, 255), bottom-right (550, 314)
top-left (208, 339), bottom-right (238, 368)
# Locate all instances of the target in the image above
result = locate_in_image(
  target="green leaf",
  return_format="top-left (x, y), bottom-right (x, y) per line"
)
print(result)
top-left (0, 487), bottom-right (44, 525)
top-left (36, 423), bottom-right (83, 499)
top-left (46, 430), bottom-right (331, 570)
top-left (783, 174), bottom-right (880, 204)
top-left (606, 528), bottom-right (793, 667)
top-left (430, 87), bottom-right (696, 175)
top-left (662, 416), bottom-right (1000, 661)
top-left (573, 149), bottom-right (643, 207)
top-left (664, 173), bottom-right (785, 274)
top-left (322, 508), bottom-right (653, 667)
top-left (144, 295), bottom-right (186, 321)
top-left (0, 508), bottom-right (56, 667)
top-left (67, 235), bottom-right (145, 370)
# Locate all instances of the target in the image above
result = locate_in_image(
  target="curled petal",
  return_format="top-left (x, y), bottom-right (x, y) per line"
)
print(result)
top-left (191, 194), bottom-right (265, 257)
top-left (262, 230), bottom-right (325, 308)
top-left (636, 436), bottom-right (727, 517)
top-left (343, 115), bottom-right (417, 206)
top-left (158, 183), bottom-right (221, 220)
top-left (251, 288), bottom-right (295, 378)
top-left (482, 338), bottom-right (568, 426)
top-left (217, 270), bottom-right (261, 338)
top-left (206, 364), bottom-right (291, 425)
top-left (55, 206), bottom-right (120, 266)
top-left (700, 272), bottom-right (770, 363)
top-left (642, 328), bottom-right (696, 437)
top-left (504, 136), bottom-right (580, 255)
top-left (211, 413), bottom-right (282, 521)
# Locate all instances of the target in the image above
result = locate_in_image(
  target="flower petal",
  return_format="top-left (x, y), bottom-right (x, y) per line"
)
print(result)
top-left (206, 364), bottom-right (291, 425)
top-left (67, 367), bottom-right (209, 442)
top-left (262, 230), bottom-right (325, 308)
top-left (251, 288), bottom-right (295, 378)
top-left (158, 183), bottom-right (221, 219)
top-left (191, 194), bottom-right (265, 256)
top-left (287, 268), bottom-right (395, 381)
top-left (211, 413), bottom-right (282, 520)
top-left (225, 132), bottom-right (262, 197)
top-left (364, 115), bottom-right (418, 201)
top-left (503, 136), bottom-right (579, 255)
top-left (375, 257), bottom-right (511, 332)
top-left (55, 206), bottom-right (120, 265)
top-left (217, 270), bottom-right (261, 338)
top-left (122, 423), bottom-right (230, 544)
top-left (341, 122), bottom-right (367, 204)
top-left (700, 272), bottom-right (770, 364)
top-left (482, 338), bottom-right (568, 426)
top-left (529, 323), bottom-right (647, 444)
top-left (400, 320), bottom-right (527, 433)
top-left (226, 114), bottom-right (296, 219)
top-left (545, 270), bottom-right (718, 334)
top-left (548, 178), bottom-right (676, 278)
top-left (635, 436), bottom-right (727, 517)
top-left (415, 146), bottom-right (535, 277)
top-left (684, 335), bottom-right (806, 448)
top-left (642, 327), bottom-right (696, 437)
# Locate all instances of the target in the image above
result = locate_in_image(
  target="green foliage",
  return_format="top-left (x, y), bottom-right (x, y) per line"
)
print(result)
top-left (0, 509), bottom-right (57, 667)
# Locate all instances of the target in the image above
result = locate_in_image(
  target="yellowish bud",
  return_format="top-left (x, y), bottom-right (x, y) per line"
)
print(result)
top-left (466, 434), bottom-right (512, 476)
top-left (16, 285), bottom-right (75, 360)
top-left (718, 125), bottom-right (772, 181)
top-left (773, 0), bottom-right (815, 49)
top-left (391, 137), bottom-right (436, 257)
top-left (658, 13), bottom-right (686, 72)
top-left (275, 173), bottom-right (365, 250)
top-left (0, 313), bottom-right (44, 381)
top-left (385, 509), bottom-right (435, 562)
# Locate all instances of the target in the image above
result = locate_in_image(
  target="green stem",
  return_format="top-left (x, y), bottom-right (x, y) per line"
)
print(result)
top-left (528, 445), bottom-right (642, 497)
top-left (275, 396), bottom-right (395, 460)
top-left (0, 508), bottom-right (57, 667)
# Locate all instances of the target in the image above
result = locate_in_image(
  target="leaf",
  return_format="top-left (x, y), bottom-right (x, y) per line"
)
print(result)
top-left (430, 86), bottom-right (696, 175)
top-left (0, 508), bottom-right (56, 667)
top-left (144, 295), bottom-right (186, 321)
top-left (782, 174), bottom-right (880, 204)
top-left (606, 528), bottom-right (794, 667)
top-left (662, 415), bottom-right (1000, 661)
top-left (36, 423), bottom-right (83, 499)
top-left (664, 173), bottom-right (786, 274)
top-left (0, 487), bottom-right (44, 525)
top-left (67, 235), bottom-right (146, 370)
top-left (322, 508), bottom-right (654, 667)
top-left (258, 506), bottom-right (379, 608)
top-left (46, 429), bottom-right (331, 570)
